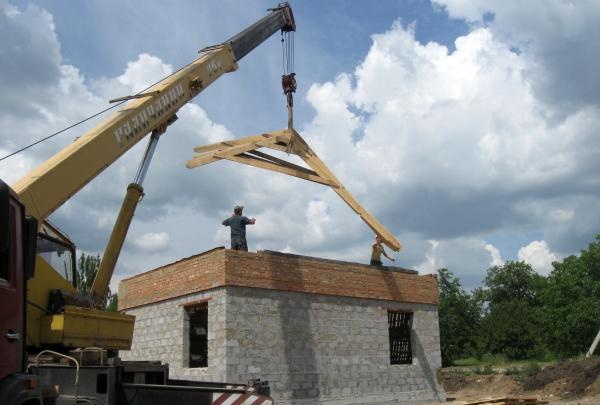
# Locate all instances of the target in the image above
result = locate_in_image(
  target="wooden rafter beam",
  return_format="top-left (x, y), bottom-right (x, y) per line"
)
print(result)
top-left (192, 134), bottom-right (270, 154)
top-left (287, 129), bottom-right (402, 251)
top-left (187, 132), bottom-right (289, 169)
top-left (222, 153), bottom-right (336, 187)
top-left (186, 127), bottom-right (402, 252)
top-left (247, 150), bottom-right (316, 176)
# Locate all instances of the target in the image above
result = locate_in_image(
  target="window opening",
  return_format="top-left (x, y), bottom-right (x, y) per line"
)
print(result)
top-left (187, 302), bottom-right (208, 367)
top-left (388, 311), bottom-right (413, 365)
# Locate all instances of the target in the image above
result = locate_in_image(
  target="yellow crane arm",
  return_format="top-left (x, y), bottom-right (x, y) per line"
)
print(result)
top-left (12, 45), bottom-right (236, 221)
top-left (6, 3), bottom-right (296, 349)
top-left (11, 3), bottom-right (296, 223)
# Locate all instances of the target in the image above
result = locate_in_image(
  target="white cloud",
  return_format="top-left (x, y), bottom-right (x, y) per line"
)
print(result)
top-left (302, 13), bottom-right (600, 260)
top-left (415, 238), bottom-right (503, 288)
top-left (2, 0), bottom-right (599, 294)
top-left (434, 0), bottom-right (600, 113)
top-left (517, 240), bottom-right (557, 276)
top-left (484, 243), bottom-right (504, 267)
top-left (118, 53), bottom-right (173, 93)
top-left (416, 239), bottom-right (443, 274)
top-left (90, 53), bottom-right (174, 101)
top-left (131, 232), bottom-right (170, 253)
top-left (0, 152), bottom-right (33, 184)
top-left (303, 199), bottom-right (333, 246)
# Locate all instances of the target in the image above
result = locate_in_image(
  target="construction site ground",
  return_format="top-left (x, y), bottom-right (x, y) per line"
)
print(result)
top-left (435, 357), bottom-right (600, 405)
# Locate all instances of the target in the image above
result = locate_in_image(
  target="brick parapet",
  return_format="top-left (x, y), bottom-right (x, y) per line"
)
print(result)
top-left (119, 248), bottom-right (439, 311)
top-left (119, 247), bottom-right (226, 310)
top-left (224, 250), bottom-right (439, 305)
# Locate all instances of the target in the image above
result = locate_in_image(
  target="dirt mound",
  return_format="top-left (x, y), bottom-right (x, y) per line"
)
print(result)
top-left (586, 374), bottom-right (600, 396)
top-left (439, 369), bottom-right (521, 397)
top-left (455, 374), bottom-right (520, 398)
top-left (522, 357), bottom-right (600, 398)
top-left (439, 369), bottom-right (470, 393)
top-left (439, 358), bottom-right (600, 403)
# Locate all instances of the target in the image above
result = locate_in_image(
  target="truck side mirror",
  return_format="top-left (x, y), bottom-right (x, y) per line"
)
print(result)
top-left (0, 181), bottom-right (9, 252)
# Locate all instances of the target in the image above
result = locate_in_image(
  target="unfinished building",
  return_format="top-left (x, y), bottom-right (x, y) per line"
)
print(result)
top-left (118, 248), bottom-right (445, 405)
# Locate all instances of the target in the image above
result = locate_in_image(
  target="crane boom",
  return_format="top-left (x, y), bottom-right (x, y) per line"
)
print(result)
top-left (12, 3), bottom-right (295, 223)
top-left (7, 3), bottom-right (295, 351)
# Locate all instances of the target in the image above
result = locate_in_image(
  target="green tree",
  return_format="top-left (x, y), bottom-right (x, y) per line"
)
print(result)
top-left (77, 253), bottom-right (100, 295)
top-left (106, 292), bottom-right (119, 312)
top-left (540, 235), bottom-right (600, 357)
top-left (77, 252), bottom-right (118, 311)
top-left (437, 268), bottom-right (481, 366)
top-left (478, 261), bottom-right (546, 359)
top-left (482, 261), bottom-right (546, 306)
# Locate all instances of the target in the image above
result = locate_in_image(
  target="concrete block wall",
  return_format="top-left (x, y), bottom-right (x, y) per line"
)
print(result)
top-left (119, 289), bottom-right (227, 381)
top-left (120, 285), bottom-right (444, 404)
top-left (222, 286), bottom-right (445, 405)
top-left (118, 249), bottom-right (445, 404)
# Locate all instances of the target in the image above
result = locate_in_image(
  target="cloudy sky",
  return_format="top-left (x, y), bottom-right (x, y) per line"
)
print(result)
top-left (1, 0), bottom-right (599, 291)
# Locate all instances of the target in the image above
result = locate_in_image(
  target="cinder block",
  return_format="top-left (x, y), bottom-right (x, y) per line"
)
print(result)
top-left (120, 249), bottom-right (445, 404)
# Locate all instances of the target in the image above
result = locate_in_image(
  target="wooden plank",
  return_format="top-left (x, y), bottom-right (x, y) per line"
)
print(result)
top-left (456, 397), bottom-right (508, 405)
top-left (192, 129), bottom-right (292, 153)
top-left (260, 142), bottom-right (292, 153)
top-left (506, 400), bottom-right (547, 405)
top-left (212, 137), bottom-right (279, 160)
top-left (187, 126), bottom-right (402, 251)
top-left (192, 134), bottom-right (268, 153)
top-left (288, 131), bottom-right (402, 251)
top-left (454, 397), bottom-right (547, 405)
top-left (186, 154), bottom-right (222, 168)
top-left (247, 150), bottom-right (316, 176)
top-left (188, 134), bottom-right (287, 168)
top-left (222, 154), bottom-right (337, 186)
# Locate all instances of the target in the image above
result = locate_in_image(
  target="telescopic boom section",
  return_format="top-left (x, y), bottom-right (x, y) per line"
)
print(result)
top-left (11, 3), bottom-right (296, 223)
top-left (226, 3), bottom-right (295, 61)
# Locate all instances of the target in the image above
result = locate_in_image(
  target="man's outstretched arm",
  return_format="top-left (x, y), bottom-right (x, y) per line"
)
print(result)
top-left (383, 249), bottom-right (395, 262)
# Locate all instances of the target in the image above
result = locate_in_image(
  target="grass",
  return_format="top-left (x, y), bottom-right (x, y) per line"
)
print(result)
top-left (454, 352), bottom-right (557, 368)
top-left (453, 354), bottom-right (506, 367)
top-left (451, 355), bottom-right (551, 379)
top-left (473, 364), bottom-right (495, 375)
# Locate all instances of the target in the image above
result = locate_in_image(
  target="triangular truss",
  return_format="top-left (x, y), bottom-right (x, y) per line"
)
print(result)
top-left (186, 128), bottom-right (402, 251)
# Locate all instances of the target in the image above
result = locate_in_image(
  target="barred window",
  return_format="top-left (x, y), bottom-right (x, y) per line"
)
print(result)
top-left (388, 311), bottom-right (413, 365)
top-left (186, 302), bottom-right (208, 368)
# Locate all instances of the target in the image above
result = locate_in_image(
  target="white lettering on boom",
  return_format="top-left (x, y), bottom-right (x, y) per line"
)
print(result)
top-left (114, 83), bottom-right (185, 147)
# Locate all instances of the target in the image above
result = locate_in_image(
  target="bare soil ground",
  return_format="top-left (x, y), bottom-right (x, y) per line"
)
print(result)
top-left (438, 357), bottom-right (600, 405)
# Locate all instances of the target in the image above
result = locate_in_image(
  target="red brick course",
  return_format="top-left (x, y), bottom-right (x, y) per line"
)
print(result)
top-left (118, 248), bottom-right (439, 310)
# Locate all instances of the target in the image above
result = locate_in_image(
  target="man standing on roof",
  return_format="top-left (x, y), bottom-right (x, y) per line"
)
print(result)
top-left (371, 235), bottom-right (395, 266)
top-left (222, 205), bottom-right (256, 251)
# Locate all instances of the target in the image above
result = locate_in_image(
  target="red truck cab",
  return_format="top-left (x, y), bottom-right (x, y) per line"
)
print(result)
top-left (0, 180), bottom-right (39, 403)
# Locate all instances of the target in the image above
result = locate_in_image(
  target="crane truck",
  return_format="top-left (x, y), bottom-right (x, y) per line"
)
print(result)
top-left (0, 3), bottom-right (295, 404)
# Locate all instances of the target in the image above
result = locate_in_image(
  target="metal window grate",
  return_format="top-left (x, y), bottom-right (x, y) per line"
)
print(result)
top-left (187, 302), bottom-right (208, 368)
top-left (388, 311), bottom-right (413, 365)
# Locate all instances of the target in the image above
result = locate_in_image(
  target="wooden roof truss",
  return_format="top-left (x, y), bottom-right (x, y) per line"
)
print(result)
top-left (187, 128), bottom-right (402, 251)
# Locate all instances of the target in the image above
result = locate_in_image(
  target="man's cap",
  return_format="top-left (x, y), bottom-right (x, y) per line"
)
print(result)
top-left (234, 205), bottom-right (244, 211)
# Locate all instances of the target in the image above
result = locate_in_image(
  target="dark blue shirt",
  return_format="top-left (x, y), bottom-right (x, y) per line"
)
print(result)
top-left (222, 215), bottom-right (252, 239)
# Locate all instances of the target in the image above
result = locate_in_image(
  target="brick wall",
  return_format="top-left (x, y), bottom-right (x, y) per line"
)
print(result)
top-left (119, 249), bottom-right (439, 311)
top-left (119, 247), bottom-right (226, 310)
